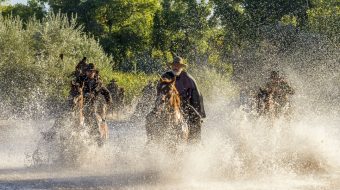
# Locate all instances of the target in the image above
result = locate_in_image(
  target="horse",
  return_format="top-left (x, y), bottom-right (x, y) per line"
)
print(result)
top-left (43, 81), bottom-right (108, 146)
top-left (82, 91), bottom-right (109, 146)
top-left (94, 95), bottom-right (109, 141)
top-left (256, 87), bottom-right (294, 124)
top-left (39, 82), bottom-right (84, 143)
top-left (257, 88), bottom-right (274, 117)
top-left (32, 82), bottom-right (87, 166)
top-left (145, 77), bottom-right (188, 150)
top-left (70, 81), bottom-right (85, 127)
top-left (32, 80), bottom-right (110, 166)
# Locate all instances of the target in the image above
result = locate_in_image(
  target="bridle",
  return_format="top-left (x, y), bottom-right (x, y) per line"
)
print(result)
top-left (154, 81), bottom-right (183, 126)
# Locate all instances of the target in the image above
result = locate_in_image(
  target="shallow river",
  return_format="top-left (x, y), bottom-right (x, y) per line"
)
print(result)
top-left (1, 109), bottom-right (340, 190)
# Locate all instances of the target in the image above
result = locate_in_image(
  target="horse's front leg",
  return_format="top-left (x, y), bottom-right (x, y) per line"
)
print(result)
top-left (95, 113), bottom-right (109, 140)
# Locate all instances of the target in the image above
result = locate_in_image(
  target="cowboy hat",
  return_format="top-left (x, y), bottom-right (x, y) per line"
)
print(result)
top-left (167, 56), bottom-right (187, 68)
top-left (86, 63), bottom-right (97, 71)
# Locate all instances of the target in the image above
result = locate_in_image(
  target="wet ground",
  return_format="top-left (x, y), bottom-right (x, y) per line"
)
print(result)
top-left (1, 116), bottom-right (340, 190)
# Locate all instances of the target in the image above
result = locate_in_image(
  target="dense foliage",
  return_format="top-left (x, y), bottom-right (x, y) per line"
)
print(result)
top-left (0, 13), bottom-right (154, 117)
top-left (0, 0), bottom-right (338, 117)
top-left (1, 0), bottom-right (338, 73)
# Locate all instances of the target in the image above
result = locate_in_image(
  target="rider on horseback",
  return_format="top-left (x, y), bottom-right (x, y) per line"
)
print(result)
top-left (79, 63), bottom-right (112, 117)
top-left (161, 56), bottom-right (206, 143)
top-left (264, 71), bottom-right (295, 117)
top-left (71, 63), bottom-right (112, 145)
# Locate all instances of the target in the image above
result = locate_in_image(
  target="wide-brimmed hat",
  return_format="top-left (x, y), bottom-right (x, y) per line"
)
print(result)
top-left (86, 63), bottom-right (97, 71)
top-left (167, 56), bottom-right (187, 67)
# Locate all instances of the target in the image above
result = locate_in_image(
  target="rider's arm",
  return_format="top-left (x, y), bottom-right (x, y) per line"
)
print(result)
top-left (190, 87), bottom-right (206, 118)
top-left (187, 76), bottom-right (206, 119)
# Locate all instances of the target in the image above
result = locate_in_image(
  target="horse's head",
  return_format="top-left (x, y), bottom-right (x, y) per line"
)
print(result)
top-left (155, 77), bottom-right (181, 117)
top-left (146, 77), bottom-right (187, 144)
top-left (156, 78), bottom-right (181, 123)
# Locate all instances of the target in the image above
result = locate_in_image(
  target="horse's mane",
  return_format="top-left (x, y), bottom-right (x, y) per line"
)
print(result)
top-left (157, 78), bottom-right (182, 122)
top-left (168, 86), bottom-right (180, 113)
top-left (145, 77), bottom-right (189, 144)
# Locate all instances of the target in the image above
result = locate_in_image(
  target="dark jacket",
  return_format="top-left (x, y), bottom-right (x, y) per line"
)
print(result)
top-left (162, 71), bottom-right (206, 118)
top-left (74, 76), bottom-right (112, 104)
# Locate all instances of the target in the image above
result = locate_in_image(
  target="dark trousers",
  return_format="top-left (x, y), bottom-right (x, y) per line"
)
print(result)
top-left (188, 120), bottom-right (202, 143)
top-left (186, 111), bottom-right (202, 144)
top-left (181, 102), bottom-right (203, 144)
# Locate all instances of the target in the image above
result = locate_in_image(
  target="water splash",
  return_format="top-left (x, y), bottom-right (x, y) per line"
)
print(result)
top-left (0, 35), bottom-right (339, 190)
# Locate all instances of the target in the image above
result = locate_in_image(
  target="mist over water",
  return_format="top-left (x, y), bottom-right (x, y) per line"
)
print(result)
top-left (0, 34), bottom-right (340, 189)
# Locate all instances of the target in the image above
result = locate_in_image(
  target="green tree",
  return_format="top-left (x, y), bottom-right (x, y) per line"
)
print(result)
top-left (244, 0), bottom-right (311, 28)
top-left (42, 0), bottom-right (160, 72)
top-left (212, 0), bottom-right (314, 43)
top-left (98, 0), bottom-right (160, 71)
top-left (211, 0), bottom-right (249, 48)
top-left (308, 0), bottom-right (339, 42)
top-left (151, 0), bottom-right (214, 65)
top-left (0, 12), bottom-right (112, 117)
top-left (1, 0), bottom-right (46, 22)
